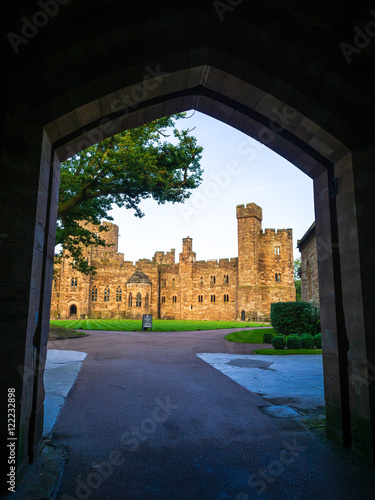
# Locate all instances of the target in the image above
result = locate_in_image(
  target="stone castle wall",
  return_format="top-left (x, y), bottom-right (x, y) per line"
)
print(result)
top-left (51, 203), bottom-right (296, 321)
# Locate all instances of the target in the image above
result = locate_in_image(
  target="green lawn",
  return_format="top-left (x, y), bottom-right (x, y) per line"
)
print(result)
top-left (49, 325), bottom-right (87, 341)
top-left (50, 319), bottom-right (269, 332)
top-left (253, 348), bottom-right (322, 355)
top-left (224, 327), bottom-right (274, 344)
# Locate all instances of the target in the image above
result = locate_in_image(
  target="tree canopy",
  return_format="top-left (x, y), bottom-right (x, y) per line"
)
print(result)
top-left (56, 114), bottom-right (203, 274)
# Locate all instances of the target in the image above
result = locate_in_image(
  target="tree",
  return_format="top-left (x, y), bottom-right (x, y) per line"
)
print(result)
top-left (56, 114), bottom-right (203, 274)
top-left (294, 257), bottom-right (302, 301)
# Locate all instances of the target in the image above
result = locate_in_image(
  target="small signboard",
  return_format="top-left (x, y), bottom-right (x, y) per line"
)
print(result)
top-left (142, 314), bottom-right (153, 331)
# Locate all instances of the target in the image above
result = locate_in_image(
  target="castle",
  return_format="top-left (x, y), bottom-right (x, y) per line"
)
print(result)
top-left (51, 203), bottom-right (296, 321)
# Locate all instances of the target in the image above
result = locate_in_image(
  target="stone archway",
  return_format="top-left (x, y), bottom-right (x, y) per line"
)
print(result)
top-left (69, 304), bottom-right (77, 318)
top-left (2, 2), bottom-right (375, 487)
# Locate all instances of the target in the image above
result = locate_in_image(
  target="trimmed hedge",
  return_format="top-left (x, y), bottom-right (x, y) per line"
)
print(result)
top-left (263, 333), bottom-right (274, 344)
top-left (272, 335), bottom-right (286, 350)
top-left (270, 302), bottom-right (320, 336)
top-left (300, 333), bottom-right (315, 349)
top-left (314, 333), bottom-right (322, 349)
top-left (287, 335), bottom-right (302, 349)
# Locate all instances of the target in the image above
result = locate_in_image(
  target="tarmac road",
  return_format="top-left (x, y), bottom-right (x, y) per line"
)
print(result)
top-left (48, 329), bottom-right (375, 500)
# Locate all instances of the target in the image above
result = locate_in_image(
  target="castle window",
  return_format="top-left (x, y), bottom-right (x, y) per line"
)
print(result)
top-left (145, 293), bottom-right (149, 308)
top-left (161, 296), bottom-right (166, 304)
top-left (224, 274), bottom-right (229, 284)
top-left (172, 278), bottom-right (175, 286)
top-left (104, 287), bottom-right (110, 302)
top-left (224, 294), bottom-right (229, 302)
top-left (128, 293), bottom-right (132, 307)
top-left (162, 278), bottom-right (166, 287)
top-left (71, 277), bottom-right (77, 287)
top-left (210, 276), bottom-right (216, 285)
top-left (278, 246), bottom-right (280, 255)
top-left (136, 292), bottom-right (142, 307)
top-left (116, 286), bottom-right (122, 302)
top-left (211, 295), bottom-right (216, 303)
top-left (91, 286), bottom-right (97, 302)
top-left (200, 276), bottom-right (203, 284)
top-left (198, 295), bottom-right (203, 302)
top-left (275, 273), bottom-right (281, 282)
top-left (172, 295), bottom-right (177, 303)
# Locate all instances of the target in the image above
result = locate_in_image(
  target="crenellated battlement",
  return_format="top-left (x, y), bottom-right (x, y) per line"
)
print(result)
top-left (236, 202), bottom-right (262, 221)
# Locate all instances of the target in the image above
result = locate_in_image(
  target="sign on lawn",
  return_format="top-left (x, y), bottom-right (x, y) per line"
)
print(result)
top-left (142, 314), bottom-right (153, 331)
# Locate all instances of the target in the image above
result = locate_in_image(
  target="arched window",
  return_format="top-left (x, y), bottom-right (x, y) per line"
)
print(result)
top-left (224, 294), bottom-right (229, 302)
top-left (211, 295), bottom-right (216, 303)
top-left (224, 274), bottom-right (229, 284)
top-left (210, 276), bottom-right (216, 285)
top-left (104, 287), bottom-right (110, 302)
top-left (200, 276), bottom-right (203, 284)
top-left (116, 286), bottom-right (122, 302)
top-left (136, 292), bottom-right (142, 308)
top-left (172, 278), bottom-right (175, 286)
top-left (71, 277), bottom-right (77, 287)
top-left (128, 293), bottom-right (132, 307)
top-left (145, 292), bottom-right (149, 308)
top-left (172, 295), bottom-right (177, 303)
top-left (274, 246), bottom-right (277, 255)
top-left (277, 246), bottom-right (280, 255)
top-left (198, 295), bottom-right (203, 302)
top-left (91, 286), bottom-right (97, 302)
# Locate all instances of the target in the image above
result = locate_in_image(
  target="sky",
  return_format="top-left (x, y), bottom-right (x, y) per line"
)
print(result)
top-left (108, 111), bottom-right (315, 263)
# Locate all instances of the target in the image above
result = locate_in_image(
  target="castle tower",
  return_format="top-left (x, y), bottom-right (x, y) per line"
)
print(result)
top-left (179, 237), bottom-right (196, 319)
top-left (236, 203), bottom-right (263, 320)
top-left (237, 203), bottom-right (262, 286)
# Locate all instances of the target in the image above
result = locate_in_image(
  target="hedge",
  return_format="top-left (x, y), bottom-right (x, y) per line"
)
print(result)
top-left (272, 335), bottom-right (286, 350)
top-left (300, 333), bottom-right (315, 349)
top-left (270, 302), bottom-right (320, 336)
top-left (263, 333), bottom-right (274, 344)
top-left (314, 333), bottom-right (322, 349)
top-left (287, 335), bottom-right (302, 349)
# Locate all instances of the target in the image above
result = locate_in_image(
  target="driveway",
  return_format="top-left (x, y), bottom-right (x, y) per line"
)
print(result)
top-left (43, 329), bottom-right (374, 499)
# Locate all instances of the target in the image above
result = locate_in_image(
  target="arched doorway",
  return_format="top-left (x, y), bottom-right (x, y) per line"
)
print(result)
top-left (2, 2), bottom-right (375, 484)
top-left (69, 305), bottom-right (77, 318)
top-left (241, 310), bottom-right (246, 322)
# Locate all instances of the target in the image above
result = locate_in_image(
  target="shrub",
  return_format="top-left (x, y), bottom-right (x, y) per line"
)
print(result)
top-left (263, 333), bottom-right (274, 344)
top-left (300, 333), bottom-right (315, 349)
top-left (272, 335), bottom-right (286, 350)
top-left (286, 335), bottom-right (301, 349)
top-left (270, 302), bottom-right (320, 336)
top-left (314, 333), bottom-right (322, 348)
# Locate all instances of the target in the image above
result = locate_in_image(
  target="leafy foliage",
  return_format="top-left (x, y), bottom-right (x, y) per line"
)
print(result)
top-left (294, 257), bottom-right (301, 301)
top-left (287, 335), bottom-right (302, 349)
top-left (270, 302), bottom-right (320, 336)
top-left (271, 335), bottom-right (286, 350)
top-left (314, 333), bottom-right (322, 349)
top-left (300, 333), bottom-right (315, 349)
top-left (263, 332), bottom-right (275, 344)
top-left (56, 114), bottom-right (203, 273)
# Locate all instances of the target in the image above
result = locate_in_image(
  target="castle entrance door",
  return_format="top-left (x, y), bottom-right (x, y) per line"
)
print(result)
top-left (69, 305), bottom-right (77, 318)
top-left (241, 310), bottom-right (245, 321)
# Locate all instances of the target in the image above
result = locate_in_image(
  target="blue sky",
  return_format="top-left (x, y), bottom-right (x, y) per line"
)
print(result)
top-left (109, 111), bottom-right (314, 263)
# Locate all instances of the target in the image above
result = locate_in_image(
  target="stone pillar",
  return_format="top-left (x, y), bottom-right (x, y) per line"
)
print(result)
top-left (315, 147), bottom-right (375, 464)
top-left (0, 112), bottom-right (59, 493)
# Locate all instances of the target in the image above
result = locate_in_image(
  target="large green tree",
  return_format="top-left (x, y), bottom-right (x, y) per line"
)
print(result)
top-left (56, 114), bottom-right (203, 274)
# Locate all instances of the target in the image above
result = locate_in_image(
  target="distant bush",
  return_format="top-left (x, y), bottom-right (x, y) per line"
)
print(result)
top-left (270, 302), bottom-right (320, 336)
top-left (272, 335), bottom-right (286, 350)
top-left (263, 333), bottom-right (274, 344)
top-left (300, 333), bottom-right (315, 349)
top-left (286, 335), bottom-right (302, 349)
top-left (314, 334), bottom-right (322, 349)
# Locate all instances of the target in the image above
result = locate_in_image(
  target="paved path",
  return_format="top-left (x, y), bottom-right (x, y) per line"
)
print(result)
top-left (47, 330), bottom-right (374, 500)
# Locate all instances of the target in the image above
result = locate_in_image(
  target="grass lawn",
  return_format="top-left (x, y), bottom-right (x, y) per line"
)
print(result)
top-left (224, 327), bottom-right (274, 344)
top-left (50, 319), bottom-right (269, 332)
top-left (49, 325), bottom-right (87, 341)
top-left (253, 348), bottom-right (322, 355)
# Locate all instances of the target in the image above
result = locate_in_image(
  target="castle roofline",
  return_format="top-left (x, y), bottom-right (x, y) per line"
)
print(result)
top-left (126, 269), bottom-right (152, 284)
